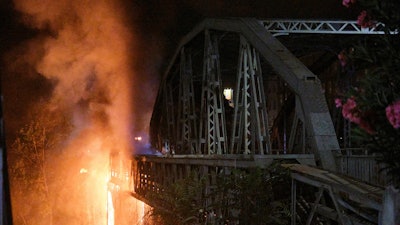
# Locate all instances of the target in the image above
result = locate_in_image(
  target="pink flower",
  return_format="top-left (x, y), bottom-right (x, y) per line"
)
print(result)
top-left (342, 97), bottom-right (361, 124)
top-left (357, 10), bottom-right (376, 28)
top-left (386, 100), bottom-right (400, 129)
top-left (339, 97), bottom-right (376, 134)
top-left (335, 98), bottom-right (343, 108)
top-left (342, 0), bottom-right (356, 8)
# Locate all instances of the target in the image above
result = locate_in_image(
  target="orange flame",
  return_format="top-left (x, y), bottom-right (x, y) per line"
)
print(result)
top-left (9, 0), bottom-right (140, 223)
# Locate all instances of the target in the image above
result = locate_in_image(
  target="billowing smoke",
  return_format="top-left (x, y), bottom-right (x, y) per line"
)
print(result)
top-left (4, 0), bottom-right (146, 223)
top-left (12, 0), bottom-right (135, 151)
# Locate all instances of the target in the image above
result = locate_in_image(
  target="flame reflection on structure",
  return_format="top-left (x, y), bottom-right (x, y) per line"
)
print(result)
top-left (107, 190), bottom-right (115, 225)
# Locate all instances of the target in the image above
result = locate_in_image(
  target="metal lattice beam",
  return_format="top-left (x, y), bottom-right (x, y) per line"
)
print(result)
top-left (198, 30), bottom-right (227, 154)
top-left (230, 36), bottom-right (271, 155)
top-left (162, 82), bottom-right (176, 154)
top-left (150, 18), bottom-right (341, 170)
top-left (176, 47), bottom-right (198, 154)
top-left (261, 20), bottom-right (387, 35)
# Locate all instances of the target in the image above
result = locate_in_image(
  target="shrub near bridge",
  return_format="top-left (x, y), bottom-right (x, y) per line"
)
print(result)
top-left (337, 0), bottom-right (400, 185)
top-left (147, 163), bottom-right (291, 225)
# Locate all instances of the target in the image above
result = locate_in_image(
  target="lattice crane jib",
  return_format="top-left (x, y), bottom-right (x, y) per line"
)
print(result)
top-left (231, 36), bottom-right (271, 155)
top-left (199, 30), bottom-right (227, 155)
top-left (262, 20), bottom-right (387, 35)
top-left (176, 47), bottom-right (198, 154)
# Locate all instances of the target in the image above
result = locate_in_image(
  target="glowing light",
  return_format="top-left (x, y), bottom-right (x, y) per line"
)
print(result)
top-left (223, 88), bottom-right (233, 100)
top-left (107, 191), bottom-right (114, 225)
top-left (80, 168), bottom-right (88, 174)
top-left (138, 200), bottom-right (145, 225)
top-left (134, 136), bottom-right (142, 141)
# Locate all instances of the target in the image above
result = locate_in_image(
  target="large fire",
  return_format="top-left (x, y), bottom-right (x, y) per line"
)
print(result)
top-left (5, 0), bottom-right (150, 224)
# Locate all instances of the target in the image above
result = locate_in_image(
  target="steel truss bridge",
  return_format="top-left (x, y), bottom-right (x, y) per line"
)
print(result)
top-left (108, 18), bottom-right (398, 225)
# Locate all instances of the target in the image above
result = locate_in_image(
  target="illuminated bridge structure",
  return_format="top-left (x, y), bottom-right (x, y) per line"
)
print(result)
top-left (118, 18), bottom-right (398, 224)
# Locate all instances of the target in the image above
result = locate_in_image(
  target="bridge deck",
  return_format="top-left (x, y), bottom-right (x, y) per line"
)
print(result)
top-left (132, 154), bottom-right (315, 205)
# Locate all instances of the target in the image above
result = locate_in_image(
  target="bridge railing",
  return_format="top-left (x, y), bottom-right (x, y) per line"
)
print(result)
top-left (333, 148), bottom-right (394, 187)
top-left (131, 154), bottom-right (316, 198)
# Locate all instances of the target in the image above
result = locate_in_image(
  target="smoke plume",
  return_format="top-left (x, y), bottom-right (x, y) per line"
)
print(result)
top-left (3, 0), bottom-right (145, 223)
top-left (12, 0), bottom-right (135, 152)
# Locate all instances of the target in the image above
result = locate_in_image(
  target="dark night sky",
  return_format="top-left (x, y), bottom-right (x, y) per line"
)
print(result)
top-left (0, 0), bottom-right (358, 139)
top-left (1, 0), bottom-right (357, 72)
top-left (128, 0), bottom-right (356, 69)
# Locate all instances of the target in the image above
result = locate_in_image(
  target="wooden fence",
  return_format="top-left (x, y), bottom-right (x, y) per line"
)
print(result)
top-left (333, 148), bottom-right (394, 187)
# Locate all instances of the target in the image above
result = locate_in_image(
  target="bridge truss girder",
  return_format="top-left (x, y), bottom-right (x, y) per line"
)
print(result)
top-left (198, 30), bottom-right (227, 155)
top-left (176, 47), bottom-right (198, 154)
top-left (150, 18), bottom-right (339, 171)
top-left (231, 36), bottom-right (271, 154)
